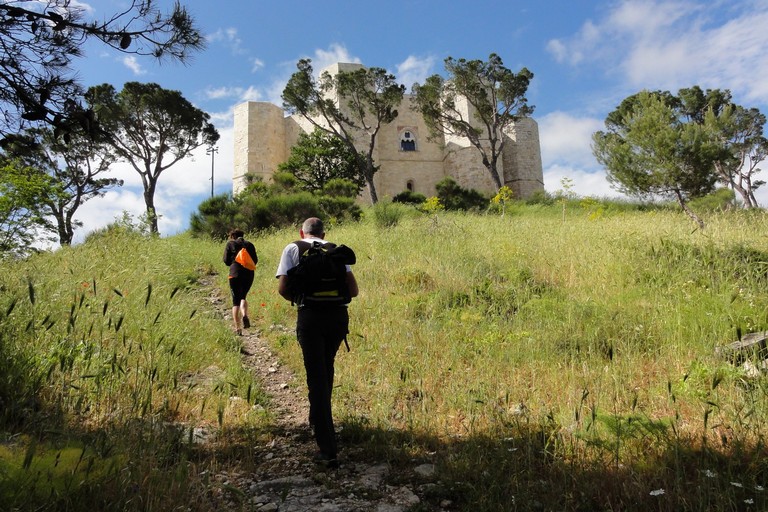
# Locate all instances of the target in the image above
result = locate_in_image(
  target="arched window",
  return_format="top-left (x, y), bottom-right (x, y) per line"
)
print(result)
top-left (406, 180), bottom-right (414, 192)
top-left (400, 129), bottom-right (417, 151)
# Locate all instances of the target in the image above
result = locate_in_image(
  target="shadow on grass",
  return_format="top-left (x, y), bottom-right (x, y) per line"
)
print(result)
top-left (329, 415), bottom-right (768, 512)
top-left (3, 404), bottom-right (767, 511)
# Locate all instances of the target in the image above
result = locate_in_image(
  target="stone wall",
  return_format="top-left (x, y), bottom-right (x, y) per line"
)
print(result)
top-left (233, 63), bottom-right (544, 202)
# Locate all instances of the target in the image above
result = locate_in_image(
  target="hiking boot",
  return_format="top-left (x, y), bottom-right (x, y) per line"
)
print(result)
top-left (242, 316), bottom-right (250, 329)
top-left (312, 452), bottom-right (339, 469)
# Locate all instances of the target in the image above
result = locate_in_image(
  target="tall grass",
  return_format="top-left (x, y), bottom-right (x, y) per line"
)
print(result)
top-left (3, 204), bottom-right (768, 510)
top-left (0, 230), bottom-right (266, 510)
top-left (253, 205), bottom-right (768, 510)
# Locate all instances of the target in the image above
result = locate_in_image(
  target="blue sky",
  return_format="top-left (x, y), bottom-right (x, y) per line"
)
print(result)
top-left (68, 0), bottom-right (768, 241)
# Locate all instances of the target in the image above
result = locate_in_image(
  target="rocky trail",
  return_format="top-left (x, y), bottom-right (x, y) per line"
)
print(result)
top-left (200, 276), bottom-right (452, 512)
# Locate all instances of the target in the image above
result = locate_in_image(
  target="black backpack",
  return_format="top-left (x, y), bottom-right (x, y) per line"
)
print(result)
top-left (287, 240), bottom-right (356, 307)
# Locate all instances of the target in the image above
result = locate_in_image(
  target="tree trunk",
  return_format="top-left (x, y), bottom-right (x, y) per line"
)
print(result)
top-left (363, 156), bottom-right (378, 204)
top-left (482, 155), bottom-right (503, 191)
top-left (144, 181), bottom-right (159, 234)
top-left (675, 189), bottom-right (705, 229)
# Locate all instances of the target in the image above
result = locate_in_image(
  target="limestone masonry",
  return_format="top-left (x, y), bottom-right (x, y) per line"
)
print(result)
top-left (233, 62), bottom-right (544, 202)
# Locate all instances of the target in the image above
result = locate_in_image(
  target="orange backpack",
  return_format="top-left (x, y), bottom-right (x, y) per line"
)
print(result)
top-left (234, 247), bottom-right (256, 271)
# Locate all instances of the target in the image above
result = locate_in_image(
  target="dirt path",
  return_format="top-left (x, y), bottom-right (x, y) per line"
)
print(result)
top-left (201, 275), bottom-right (449, 512)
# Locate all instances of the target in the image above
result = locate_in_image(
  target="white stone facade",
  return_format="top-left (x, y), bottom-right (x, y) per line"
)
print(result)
top-left (233, 63), bottom-right (544, 202)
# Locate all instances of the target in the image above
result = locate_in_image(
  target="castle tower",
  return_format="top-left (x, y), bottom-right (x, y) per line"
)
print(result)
top-left (233, 102), bottom-right (289, 195)
top-left (501, 117), bottom-right (544, 199)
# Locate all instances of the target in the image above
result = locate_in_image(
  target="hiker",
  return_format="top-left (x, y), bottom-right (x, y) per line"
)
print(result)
top-left (223, 228), bottom-right (258, 335)
top-left (276, 217), bottom-right (358, 468)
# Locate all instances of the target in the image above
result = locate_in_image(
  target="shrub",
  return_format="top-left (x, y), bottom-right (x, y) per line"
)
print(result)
top-left (689, 188), bottom-right (737, 212)
top-left (393, 190), bottom-right (427, 204)
top-left (371, 201), bottom-right (409, 227)
top-left (435, 177), bottom-right (487, 210)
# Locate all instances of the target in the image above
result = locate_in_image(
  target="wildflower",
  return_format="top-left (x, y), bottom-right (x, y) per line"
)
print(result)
top-left (261, 303), bottom-right (266, 307)
top-left (756, 486), bottom-right (765, 492)
top-left (744, 499), bottom-right (754, 504)
top-left (650, 489), bottom-right (665, 496)
top-left (704, 470), bottom-right (717, 478)
top-left (731, 482), bottom-right (744, 488)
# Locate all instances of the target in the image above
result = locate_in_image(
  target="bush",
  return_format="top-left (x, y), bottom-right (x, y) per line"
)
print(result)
top-left (435, 177), bottom-right (488, 210)
top-left (393, 190), bottom-right (427, 204)
top-left (525, 189), bottom-right (555, 205)
top-left (689, 188), bottom-right (737, 212)
top-left (189, 179), bottom-right (363, 238)
top-left (371, 201), bottom-right (409, 228)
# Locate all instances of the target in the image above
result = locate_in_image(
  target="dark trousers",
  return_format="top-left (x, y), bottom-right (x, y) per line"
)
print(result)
top-left (296, 306), bottom-right (349, 458)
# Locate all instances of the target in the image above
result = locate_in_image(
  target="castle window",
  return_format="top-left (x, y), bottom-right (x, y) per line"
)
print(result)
top-left (406, 180), bottom-right (414, 192)
top-left (400, 129), bottom-right (417, 151)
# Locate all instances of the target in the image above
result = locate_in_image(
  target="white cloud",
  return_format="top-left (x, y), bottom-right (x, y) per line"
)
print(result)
top-left (122, 56), bottom-right (146, 75)
top-left (544, 164), bottom-right (623, 199)
top-left (538, 111), bottom-right (604, 169)
top-left (311, 43), bottom-right (361, 73)
top-left (251, 58), bottom-right (265, 72)
top-left (546, 0), bottom-right (768, 104)
top-left (208, 27), bottom-right (247, 55)
top-left (396, 55), bottom-right (435, 89)
top-left (70, 0), bottom-right (95, 16)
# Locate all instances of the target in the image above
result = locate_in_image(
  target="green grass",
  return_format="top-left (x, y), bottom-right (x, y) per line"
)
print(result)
top-left (3, 203), bottom-right (768, 510)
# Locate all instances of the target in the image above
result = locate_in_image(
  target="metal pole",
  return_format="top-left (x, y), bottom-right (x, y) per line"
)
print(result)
top-left (207, 146), bottom-right (218, 198)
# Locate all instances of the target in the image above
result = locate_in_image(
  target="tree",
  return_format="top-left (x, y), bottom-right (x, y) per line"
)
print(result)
top-left (592, 90), bottom-right (720, 228)
top-left (86, 82), bottom-right (219, 234)
top-left (0, 160), bottom-right (58, 257)
top-left (412, 54), bottom-right (534, 191)
top-left (277, 128), bottom-right (366, 194)
top-left (0, 0), bottom-right (203, 140)
top-left (704, 103), bottom-right (768, 208)
top-left (1, 128), bottom-right (122, 245)
top-left (282, 59), bottom-right (405, 203)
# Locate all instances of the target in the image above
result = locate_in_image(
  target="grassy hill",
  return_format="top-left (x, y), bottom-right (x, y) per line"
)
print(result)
top-left (2, 203), bottom-right (768, 510)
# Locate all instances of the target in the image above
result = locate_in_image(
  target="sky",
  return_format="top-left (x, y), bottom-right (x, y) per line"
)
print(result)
top-left (64, 0), bottom-right (768, 242)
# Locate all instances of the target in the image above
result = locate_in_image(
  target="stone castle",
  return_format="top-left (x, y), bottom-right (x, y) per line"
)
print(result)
top-left (233, 63), bottom-right (544, 202)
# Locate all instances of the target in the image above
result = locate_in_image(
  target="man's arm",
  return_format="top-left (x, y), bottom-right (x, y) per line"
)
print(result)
top-left (277, 275), bottom-right (291, 301)
top-left (346, 271), bottom-right (359, 298)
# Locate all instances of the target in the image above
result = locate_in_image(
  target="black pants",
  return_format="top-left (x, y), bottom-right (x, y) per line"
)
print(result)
top-left (228, 271), bottom-right (254, 306)
top-left (296, 306), bottom-right (349, 459)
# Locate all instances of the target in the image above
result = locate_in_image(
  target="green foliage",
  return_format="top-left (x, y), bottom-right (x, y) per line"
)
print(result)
top-left (525, 189), bottom-right (555, 205)
top-left (278, 128), bottom-right (366, 193)
top-left (371, 201), bottom-right (411, 228)
top-left (434, 177), bottom-right (488, 211)
top-left (0, 231), bottom-right (262, 510)
top-left (412, 53), bottom-right (534, 190)
top-left (0, 161), bottom-right (58, 258)
top-left (189, 177), bottom-right (362, 238)
top-left (86, 82), bottom-right (220, 235)
top-left (594, 90), bottom-right (720, 201)
top-left (688, 187), bottom-right (737, 212)
top-left (0, 1), bottom-right (204, 137)
top-left (282, 59), bottom-right (405, 202)
top-left (392, 189), bottom-right (427, 204)
top-left (2, 127), bottom-right (122, 245)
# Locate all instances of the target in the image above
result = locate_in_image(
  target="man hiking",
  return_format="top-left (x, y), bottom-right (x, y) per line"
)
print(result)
top-left (275, 217), bottom-right (358, 468)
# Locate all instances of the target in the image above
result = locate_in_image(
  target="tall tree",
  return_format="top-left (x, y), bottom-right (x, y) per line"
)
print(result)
top-left (704, 103), bottom-right (768, 208)
top-left (86, 82), bottom-right (219, 234)
top-left (282, 59), bottom-right (405, 203)
top-left (2, 128), bottom-right (122, 245)
top-left (412, 53), bottom-right (534, 191)
top-left (592, 90), bottom-right (720, 228)
top-left (277, 128), bottom-right (366, 194)
top-left (0, 160), bottom-right (57, 257)
top-left (0, 0), bottom-right (204, 139)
